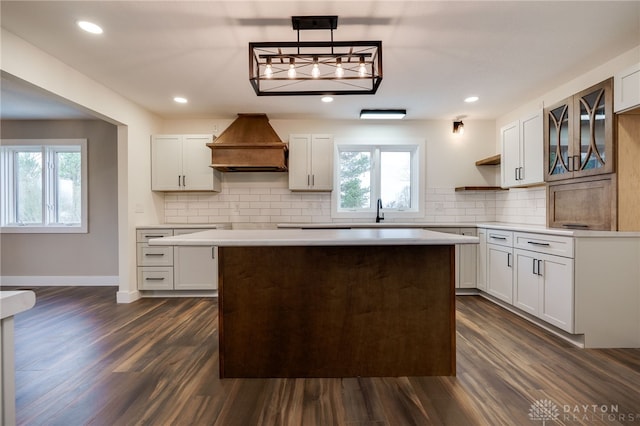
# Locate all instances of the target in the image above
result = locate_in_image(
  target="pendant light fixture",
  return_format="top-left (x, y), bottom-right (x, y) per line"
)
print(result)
top-left (249, 16), bottom-right (383, 96)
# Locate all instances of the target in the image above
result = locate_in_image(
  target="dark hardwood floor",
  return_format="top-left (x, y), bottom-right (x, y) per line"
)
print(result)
top-left (6, 286), bottom-right (640, 425)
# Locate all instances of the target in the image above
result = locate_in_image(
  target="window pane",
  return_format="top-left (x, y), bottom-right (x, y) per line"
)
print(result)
top-left (339, 151), bottom-right (371, 209)
top-left (380, 151), bottom-right (411, 209)
top-left (55, 150), bottom-right (82, 223)
top-left (16, 151), bottom-right (42, 224)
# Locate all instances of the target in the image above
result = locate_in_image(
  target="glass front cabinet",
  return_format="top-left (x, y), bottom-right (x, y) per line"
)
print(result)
top-left (544, 78), bottom-right (614, 182)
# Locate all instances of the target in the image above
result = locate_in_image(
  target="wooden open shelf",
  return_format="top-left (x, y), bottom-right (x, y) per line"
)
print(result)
top-left (475, 154), bottom-right (501, 166)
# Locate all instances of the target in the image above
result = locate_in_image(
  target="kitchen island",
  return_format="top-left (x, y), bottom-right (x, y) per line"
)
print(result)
top-left (150, 228), bottom-right (478, 378)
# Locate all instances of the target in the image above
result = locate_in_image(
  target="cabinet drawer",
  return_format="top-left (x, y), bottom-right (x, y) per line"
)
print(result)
top-left (173, 228), bottom-right (209, 236)
top-left (137, 267), bottom-right (173, 290)
top-left (137, 244), bottom-right (174, 266)
top-left (136, 228), bottom-right (173, 243)
top-left (514, 232), bottom-right (574, 258)
top-left (485, 229), bottom-right (513, 247)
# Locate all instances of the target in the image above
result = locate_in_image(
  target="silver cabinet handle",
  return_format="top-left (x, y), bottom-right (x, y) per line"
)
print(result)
top-left (533, 258), bottom-right (538, 275)
top-left (490, 235), bottom-right (507, 240)
top-left (145, 277), bottom-right (165, 281)
top-left (527, 241), bottom-right (550, 247)
top-left (145, 253), bottom-right (165, 257)
top-left (144, 235), bottom-right (165, 238)
top-left (182, 175), bottom-right (186, 187)
top-left (507, 252), bottom-right (512, 267)
top-left (537, 259), bottom-right (543, 276)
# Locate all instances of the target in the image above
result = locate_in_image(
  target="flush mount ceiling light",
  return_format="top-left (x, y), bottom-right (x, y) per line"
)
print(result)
top-left (453, 120), bottom-right (465, 134)
top-left (173, 97), bottom-right (188, 104)
top-left (464, 96), bottom-right (479, 103)
top-left (77, 20), bottom-right (103, 34)
top-left (249, 16), bottom-right (383, 96)
top-left (360, 109), bottom-right (406, 120)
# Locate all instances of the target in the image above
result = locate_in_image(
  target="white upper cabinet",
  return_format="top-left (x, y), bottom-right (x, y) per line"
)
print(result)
top-left (500, 110), bottom-right (544, 188)
top-left (614, 63), bottom-right (640, 113)
top-left (151, 134), bottom-right (221, 192)
top-left (288, 134), bottom-right (334, 191)
top-left (501, 121), bottom-right (520, 187)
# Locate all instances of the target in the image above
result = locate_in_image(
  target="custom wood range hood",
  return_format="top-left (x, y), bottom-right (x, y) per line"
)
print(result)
top-left (207, 113), bottom-right (288, 172)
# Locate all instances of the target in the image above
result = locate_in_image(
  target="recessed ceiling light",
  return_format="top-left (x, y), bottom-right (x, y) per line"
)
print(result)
top-left (173, 97), bottom-right (188, 104)
top-left (77, 21), bottom-right (103, 34)
top-left (321, 96), bottom-right (334, 103)
top-left (464, 96), bottom-right (479, 103)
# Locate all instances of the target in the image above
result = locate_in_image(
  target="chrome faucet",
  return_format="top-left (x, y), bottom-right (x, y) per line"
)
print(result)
top-left (375, 198), bottom-right (384, 223)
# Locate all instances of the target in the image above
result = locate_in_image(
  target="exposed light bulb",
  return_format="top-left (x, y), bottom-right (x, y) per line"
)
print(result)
top-left (264, 62), bottom-right (273, 79)
top-left (358, 57), bottom-right (366, 77)
top-left (288, 58), bottom-right (296, 79)
top-left (335, 58), bottom-right (344, 78)
top-left (312, 58), bottom-right (320, 79)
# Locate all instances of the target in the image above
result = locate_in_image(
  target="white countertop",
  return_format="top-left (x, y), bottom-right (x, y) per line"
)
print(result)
top-left (278, 222), bottom-right (640, 237)
top-left (277, 222), bottom-right (477, 229)
top-left (149, 228), bottom-right (479, 247)
top-left (137, 224), bottom-right (230, 229)
top-left (0, 290), bottom-right (36, 319)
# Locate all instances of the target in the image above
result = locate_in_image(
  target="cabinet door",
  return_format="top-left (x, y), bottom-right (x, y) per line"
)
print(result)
top-left (513, 249), bottom-right (540, 316)
top-left (174, 246), bottom-right (218, 290)
top-left (544, 98), bottom-right (573, 182)
top-left (182, 135), bottom-right (220, 191)
top-left (486, 244), bottom-right (513, 304)
top-left (501, 121), bottom-right (520, 188)
top-left (572, 78), bottom-right (614, 178)
top-left (310, 134), bottom-right (334, 190)
top-left (520, 111), bottom-right (544, 186)
top-left (476, 229), bottom-right (487, 291)
top-left (459, 228), bottom-right (477, 288)
top-left (152, 135), bottom-right (183, 190)
top-left (539, 254), bottom-right (574, 333)
top-left (288, 134), bottom-right (311, 190)
top-left (614, 63), bottom-right (640, 113)
top-left (425, 228), bottom-right (460, 287)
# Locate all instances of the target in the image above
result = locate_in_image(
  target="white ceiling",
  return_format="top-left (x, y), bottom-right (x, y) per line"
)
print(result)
top-left (1, 1), bottom-right (639, 121)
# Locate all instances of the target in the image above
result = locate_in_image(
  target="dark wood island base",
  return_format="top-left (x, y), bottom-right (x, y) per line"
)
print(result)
top-left (218, 245), bottom-right (455, 378)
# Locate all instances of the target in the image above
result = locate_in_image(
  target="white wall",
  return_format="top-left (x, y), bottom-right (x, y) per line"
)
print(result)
top-left (493, 44), bottom-right (640, 225)
top-left (1, 29), bottom-right (163, 302)
top-left (159, 118), bottom-right (502, 226)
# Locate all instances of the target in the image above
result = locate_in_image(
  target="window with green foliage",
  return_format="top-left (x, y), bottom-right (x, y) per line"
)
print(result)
top-left (1, 139), bottom-right (88, 233)
top-left (333, 141), bottom-right (422, 219)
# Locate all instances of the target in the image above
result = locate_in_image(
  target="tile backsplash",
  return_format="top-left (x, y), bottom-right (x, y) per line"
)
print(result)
top-left (164, 183), bottom-right (546, 226)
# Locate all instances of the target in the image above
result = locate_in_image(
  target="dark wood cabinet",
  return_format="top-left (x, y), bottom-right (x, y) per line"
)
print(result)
top-left (544, 78), bottom-right (614, 182)
top-left (545, 78), bottom-right (617, 230)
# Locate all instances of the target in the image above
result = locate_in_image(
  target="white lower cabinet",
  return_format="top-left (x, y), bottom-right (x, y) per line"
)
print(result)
top-left (486, 244), bottom-right (513, 303)
top-left (514, 249), bottom-right (574, 333)
top-left (485, 230), bottom-right (514, 303)
top-left (174, 245), bottom-right (217, 290)
top-left (425, 227), bottom-right (476, 288)
top-left (137, 227), bottom-right (218, 292)
top-left (476, 229), bottom-right (487, 291)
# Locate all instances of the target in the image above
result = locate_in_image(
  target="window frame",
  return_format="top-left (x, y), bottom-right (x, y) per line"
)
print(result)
top-left (332, 139), bottom-right (424, 220)
top-left (1, 139), bottom-right (88, 233)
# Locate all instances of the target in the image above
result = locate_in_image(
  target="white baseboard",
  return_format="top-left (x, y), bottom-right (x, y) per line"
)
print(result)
top-left (0, 275), bottom-right (118, 286)
top-left (117, 290), bottom-right (140, 304)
